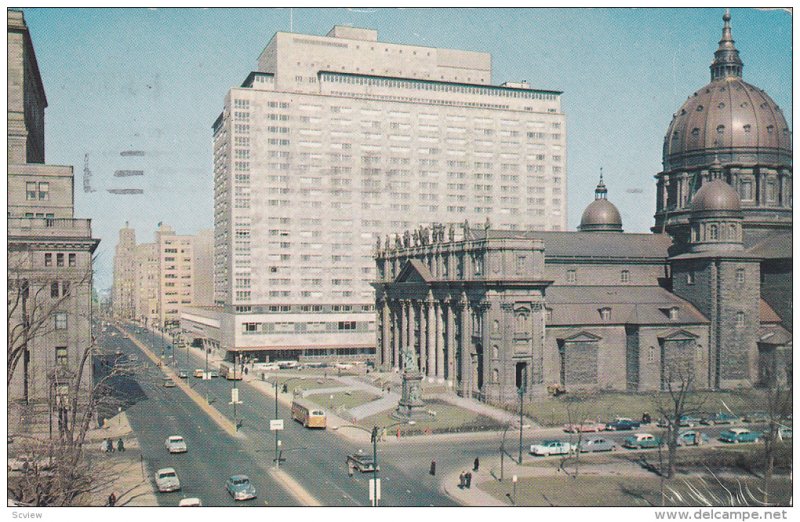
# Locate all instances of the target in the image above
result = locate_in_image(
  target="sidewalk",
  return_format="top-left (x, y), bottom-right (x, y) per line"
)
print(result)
top-left (86, 411), bottom-right (158, 506)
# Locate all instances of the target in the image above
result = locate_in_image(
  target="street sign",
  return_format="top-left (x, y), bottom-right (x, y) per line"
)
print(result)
top-left (368, 478), bottom-right (381, 504)
top-left (230, 388), bottom-right (240, 404)
top-left (269, 419), bottom-right (284, 431)
top-left (203, 372), bottom-right (211, 380)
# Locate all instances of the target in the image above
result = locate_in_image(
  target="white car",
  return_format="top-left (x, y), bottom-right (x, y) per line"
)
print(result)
top-left (154, 467), bottom-right (181, 492)
top-left (529, 440), bottom-right (574, 456)
top-left (165, 436), bottom-right (187, 453)
top-left (334, 362), bottom-right (354, 370)
top-left (178, 497), bottom-right (202, 507)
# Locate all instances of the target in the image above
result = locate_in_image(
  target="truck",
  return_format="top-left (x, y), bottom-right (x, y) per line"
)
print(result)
top-left (219, 362), bottom-right (242, 380)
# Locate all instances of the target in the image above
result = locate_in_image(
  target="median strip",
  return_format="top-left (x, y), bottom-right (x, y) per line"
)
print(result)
top-left (118, 325), bottom-right (242, 438)
top-left (269, 467), bottom-right (322, 506)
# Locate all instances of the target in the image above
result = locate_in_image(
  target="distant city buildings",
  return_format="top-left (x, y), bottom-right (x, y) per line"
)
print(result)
top-left (374, 12), bottom-right (791, 403)
top-left (7, 10), bottom-right (99, 426)
top-left (112, 223), bottom-right (213, 329)
top-left (183, 25), bottom-right (567, 362)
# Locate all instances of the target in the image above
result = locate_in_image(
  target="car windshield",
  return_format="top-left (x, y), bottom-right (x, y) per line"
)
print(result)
top-left (234, 479), bottom-right (249, 486)
top-left (170, 437), bottom-right (184, 443)
top-left (160, 472), bottom-right (176, 478)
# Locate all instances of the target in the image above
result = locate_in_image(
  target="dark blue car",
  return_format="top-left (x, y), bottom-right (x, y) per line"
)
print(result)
top-left (605, 418), bottom-right (641, 431)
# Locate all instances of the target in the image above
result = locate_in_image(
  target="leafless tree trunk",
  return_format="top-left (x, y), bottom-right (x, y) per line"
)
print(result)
top-left (762, 373), bottom-right (791, 505)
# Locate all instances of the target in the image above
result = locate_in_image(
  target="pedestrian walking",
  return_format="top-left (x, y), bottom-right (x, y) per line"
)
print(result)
top-left (348, 464), bottom-right (354, 477)
top-left (459, 471), bottom-right (466, 489)
top-left (107, 492), bottom-right (117, 506)
top-left (117, 438), bottom-right (125, 452)
top-left (465, 471), bottom-right (472, 489)
top-left (474, 457), bottom-right (480, 472)
top-left (105, 438), bottom-right (113, 453)
top-left (430, 460), bottom-right (436, 476)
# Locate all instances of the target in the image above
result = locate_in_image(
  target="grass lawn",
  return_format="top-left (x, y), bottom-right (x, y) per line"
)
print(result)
top-left (480, 472), bottom-right (792, 507)
top-left (357, 399), bottom-right (504, 435)
top-left (267, 376), bottom-right (342, 395)
top-left (305, 390), bottom-right (379, 411)
top-left (522, 389), bottom-right (783, 427)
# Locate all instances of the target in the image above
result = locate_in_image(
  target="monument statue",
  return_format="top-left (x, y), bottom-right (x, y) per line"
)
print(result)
top-left (448, 224), bottom-right (455, 242)
top-left (402, 344), bottom-right (418, 372)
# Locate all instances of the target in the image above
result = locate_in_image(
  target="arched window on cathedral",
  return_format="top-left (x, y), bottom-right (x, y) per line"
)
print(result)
top-left (492, 368), bottom-right (499, 383)
top-left (493, 320), bottom-right (500, 333)
top-left (492, 344), bottom-right (499, 359)
top-left (730, 224), bottom-right (737, 241)
top-left (709, 224), bottom-right (719, 240)
top-left (515, 312), bottom-right (528, 332)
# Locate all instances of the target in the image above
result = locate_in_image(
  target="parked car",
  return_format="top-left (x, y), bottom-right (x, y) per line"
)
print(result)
top-left (177, 369), bottom-right (189, 379)
top-left (276, 361), bottom-right (299, 369)
top-left (193, 369), bottom-right (205, 378)
top-left (778, 426), bottom-right (792, 440)
top-left (742, 411), bottom-right (769, 423)
top-left (657, 415), bottom-right (702, 428)
top-left (563, 420), bottom-right (606, 433)
top-left (165, 436), bottom-right (187, 454)
top-left (163, 378), bottom-right (176, 388)
top-left (154, 468), bottom-right (181, 492)
top-left (719, 428), bottom-right (762, 443)
top-left (577, 437), bottom-right (616, 453)
top-left (701, 412), bottom-right (739, 425)
top-left (622, 433), bottom-right (662, 449)
top-left (676, 430), bottom-right (710, 446)
top-left (335, 362), bottom-right (354, 370)
top-left (178, 497), bottom-right (202, 507)
top-left (225, 475), bottom-right (256, 501)
top-left (208, 370), bottom-right (219, 378)
top-left (605, 418), bottom-right (641, 431)
top-left (530, 440), bottom-right (574, 456)
top-left (347, 452), bottom-right (379, 472)
top-left (255, 363), bottom-right (280, 371)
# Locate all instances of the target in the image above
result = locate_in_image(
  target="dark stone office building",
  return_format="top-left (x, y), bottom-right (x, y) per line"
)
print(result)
top-left (373, 12), bottom-right (791, 404)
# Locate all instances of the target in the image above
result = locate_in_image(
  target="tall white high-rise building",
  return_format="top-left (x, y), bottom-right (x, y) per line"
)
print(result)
top-left (183, 25), bottom-right (567, 362)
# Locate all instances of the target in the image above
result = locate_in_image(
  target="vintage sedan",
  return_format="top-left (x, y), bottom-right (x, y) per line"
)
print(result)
top-left (577, 437), bottom-right (616, 453)
top-left (225, 475), bottom-right (257, 501)
top-left (154, 468), bottom-right (181, 493)
top-left (347, 452), bottom-right (379, 472)
top-left (530, 440), bottom-right (574, 456)
top-left (605, 418), bottom-right (641, 431)
top-left (622, 433), bottom-right (662, 449)
top-left (676, 430), bottom-right (710, 446)
top-left (563, 420), bottom-right (606, 433)
top-left (657, 415), bottom-right (702, 428)
top-left (742, 411), bottom-right (769, 423)
top-left (719, 428), bottom-right (762, 443)
top-left (165, 435), bottom-right (187, 454)
top-left (701, 412), bottom-right (739, 425)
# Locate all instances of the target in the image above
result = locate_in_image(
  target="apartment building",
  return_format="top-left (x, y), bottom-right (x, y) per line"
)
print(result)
top-left (113, 223), bottom-right (213, 329)
top-left (7, 10), bottom-right (99, 426)
top-left (112, 224), bottom-right (137, 320)
top-left (183, 25), bottom-right (567, 362)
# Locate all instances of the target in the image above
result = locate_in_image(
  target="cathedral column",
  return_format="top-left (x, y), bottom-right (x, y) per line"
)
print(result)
top-left (392, 302), bottom-right (400, 369)
top-left (407, 300), bottom-right (416, 371)
top-left (446, 299), bottom-right (456, 385)
top-left (400, 300), bottom-right (408, 371)
top-left (419, 300), bottom-right (427, 375)
top-left (459, 292), bottom-right (472, 398)
top-left (436, 300), bottom-right (445, 381)
top-left (381, 298), bottom-right (390, 369)
top-left (426, 292), bottom-right (436, 379)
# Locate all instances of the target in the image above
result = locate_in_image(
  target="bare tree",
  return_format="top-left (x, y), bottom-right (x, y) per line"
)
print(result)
top-left (559, 391), bottom-right (595, 478)
top-left (653, 359), bottom-right (706, 481)
top-left (762, 372), bottom-right (792, 505)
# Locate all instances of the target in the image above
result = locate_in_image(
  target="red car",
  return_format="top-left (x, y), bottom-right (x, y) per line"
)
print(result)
top-left (563, 420), bottom-right (606, 433)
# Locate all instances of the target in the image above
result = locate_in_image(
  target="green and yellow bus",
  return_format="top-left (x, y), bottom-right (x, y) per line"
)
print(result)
top-left (291, 398), bottom-right (327, 429)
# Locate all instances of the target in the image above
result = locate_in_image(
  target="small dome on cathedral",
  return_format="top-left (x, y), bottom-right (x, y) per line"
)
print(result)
top-left (579, 170), bottom-right (623, 232)
top-left (691, 179), bottom-right (741, 212)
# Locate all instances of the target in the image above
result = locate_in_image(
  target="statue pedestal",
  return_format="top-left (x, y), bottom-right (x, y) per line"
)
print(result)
top-left (392, 370), bottom-right (431, 421)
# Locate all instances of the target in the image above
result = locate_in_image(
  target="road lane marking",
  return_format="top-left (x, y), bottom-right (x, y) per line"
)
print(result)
top-left (269, 468), bottom-right (321, 506)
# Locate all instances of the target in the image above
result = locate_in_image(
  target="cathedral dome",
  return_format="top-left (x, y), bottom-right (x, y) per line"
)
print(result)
top-left (662, 11), bottom-right (791, 171)
top-left (579, 171), bottom-right (623, 232)
top-left (691, 179), bottom-right (741, 212)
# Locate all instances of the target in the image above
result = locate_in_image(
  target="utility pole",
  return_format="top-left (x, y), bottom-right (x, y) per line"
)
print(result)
top-left (204, 340), bottom-right (209, 404)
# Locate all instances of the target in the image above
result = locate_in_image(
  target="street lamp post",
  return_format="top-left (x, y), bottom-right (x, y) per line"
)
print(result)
top-left (335, 421), bottom-right (413, 506)
top-left (232, 352), bottom-right (239, 430)
top-left (499, 423), bottom-right (512, 482)
top-left (272, 376), bottom-right (301, 468)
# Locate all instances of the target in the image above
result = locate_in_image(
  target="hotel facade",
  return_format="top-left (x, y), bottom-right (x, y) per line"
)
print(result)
top-left (182, 25), bottom-right (567, 361)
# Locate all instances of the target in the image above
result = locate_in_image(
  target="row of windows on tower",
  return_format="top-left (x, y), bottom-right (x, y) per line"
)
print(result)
top-left (45, 253), bottom-right (77, 267)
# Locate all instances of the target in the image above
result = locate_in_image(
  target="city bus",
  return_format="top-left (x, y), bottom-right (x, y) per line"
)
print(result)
top-left (219, 362), bottom-right (242, 381)
top-left (291, 398), bottom-right (327, 429)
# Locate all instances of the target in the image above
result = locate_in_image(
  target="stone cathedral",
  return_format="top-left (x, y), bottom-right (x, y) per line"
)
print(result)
top-left (373, 12), bottom-right (791, 404)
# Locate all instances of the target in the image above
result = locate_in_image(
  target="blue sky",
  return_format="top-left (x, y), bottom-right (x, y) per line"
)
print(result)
top-left (20, 7), bottom-right (792, 290)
